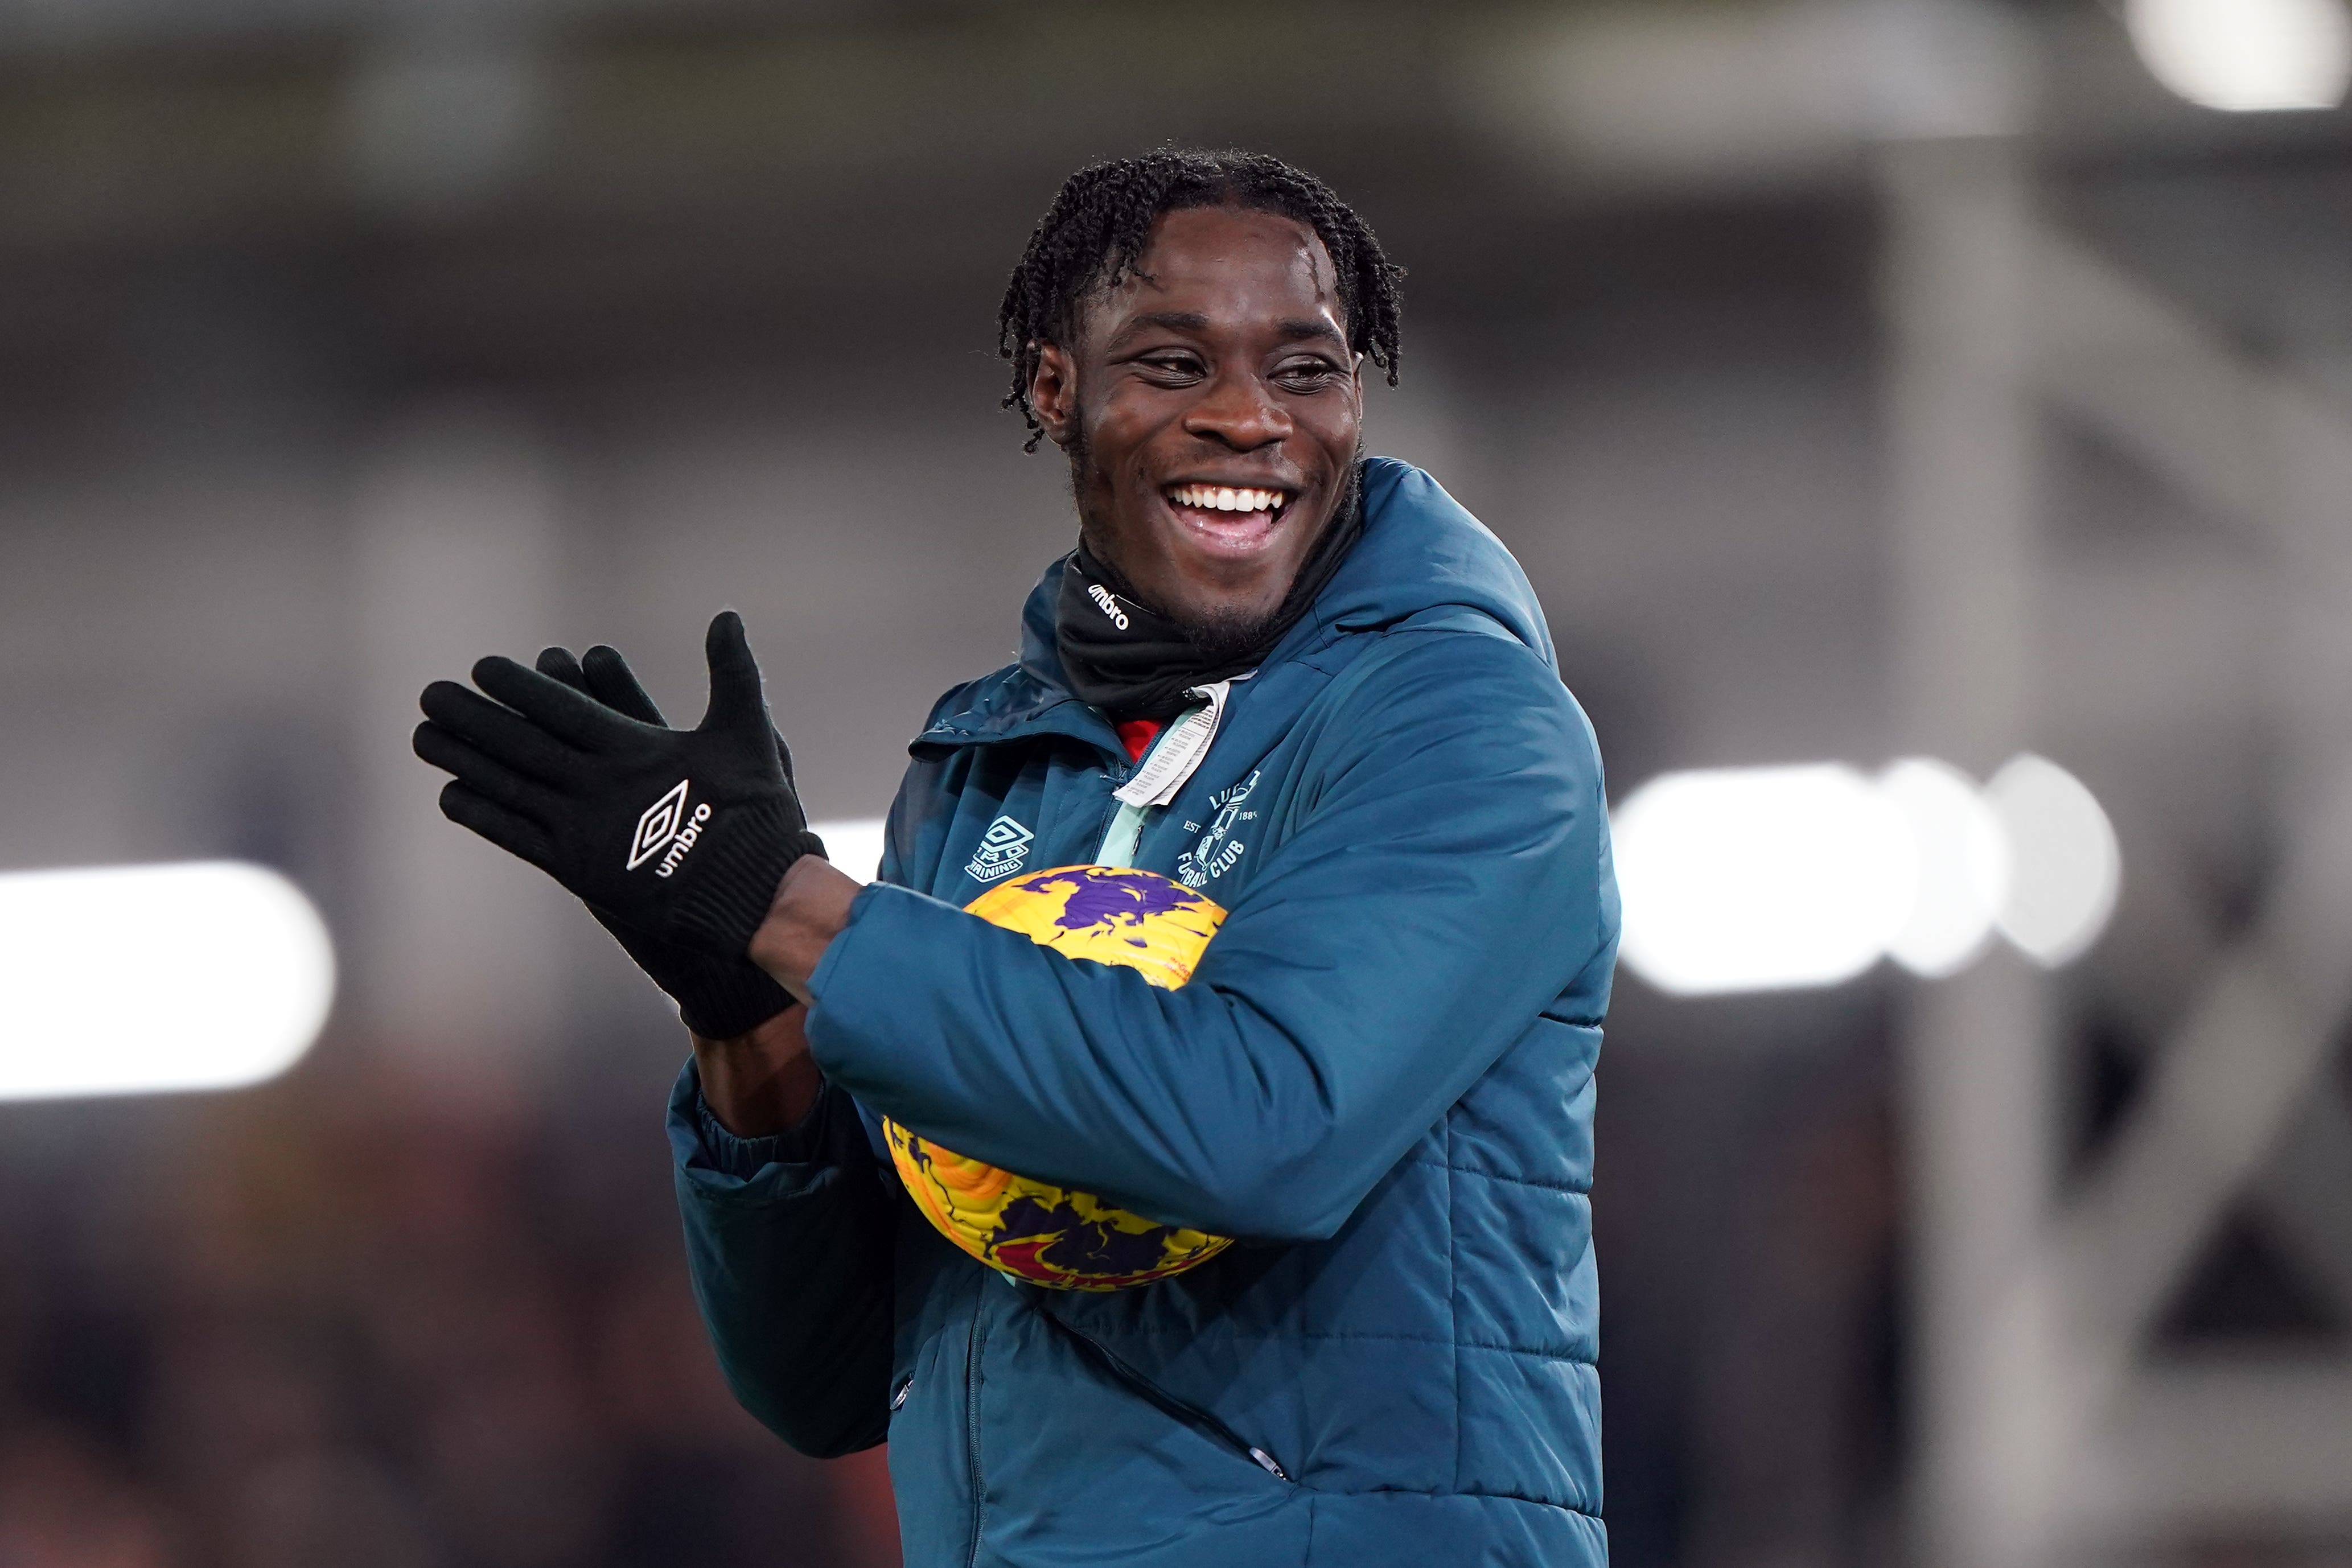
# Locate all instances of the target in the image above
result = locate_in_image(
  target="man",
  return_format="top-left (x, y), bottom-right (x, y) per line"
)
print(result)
top-left (415, 150), bottom-right (1618, 1567)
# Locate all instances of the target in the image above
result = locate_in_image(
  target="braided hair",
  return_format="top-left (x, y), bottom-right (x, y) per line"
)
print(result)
top-left (997, 149), bottom-right (1405, 451)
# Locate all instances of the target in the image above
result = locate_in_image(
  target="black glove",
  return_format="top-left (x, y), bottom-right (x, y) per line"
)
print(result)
top-left (413, 610), bottom-right (826, 960)
top-left (532, 642), bottom-right (799, 1041)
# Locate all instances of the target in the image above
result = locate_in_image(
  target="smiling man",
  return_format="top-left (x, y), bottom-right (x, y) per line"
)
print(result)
top-left (414, 150), bottom-right (1618, 1567)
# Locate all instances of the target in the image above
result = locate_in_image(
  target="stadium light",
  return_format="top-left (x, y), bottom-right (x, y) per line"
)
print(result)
top-left (1612, 755), bottom-right (2115, 995)
top-left (1987, 754), bottom-right (2121, 967)
top-left (2124, 0), bottom-right (2352, 112)
top-left (1879, 757), bottom-right (2011, 978)
top-left (1613, 765), bottom-right (1919, 996)
top-left (0, 862), bottom-right (335, 1101)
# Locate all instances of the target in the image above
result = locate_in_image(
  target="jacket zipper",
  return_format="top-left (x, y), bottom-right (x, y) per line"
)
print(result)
top-left (964, 1298), bottom-right (989, 1566)
top-left (1027, 1298), bottom-right (1291, 1483)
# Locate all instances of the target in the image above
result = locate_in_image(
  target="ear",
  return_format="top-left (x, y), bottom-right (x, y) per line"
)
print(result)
top-left (1029, 341), bottom-right (1079, 449)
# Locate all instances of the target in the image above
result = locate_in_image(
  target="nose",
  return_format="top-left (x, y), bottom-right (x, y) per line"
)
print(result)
top-left (1181, 367), bottom-right (1293, 452)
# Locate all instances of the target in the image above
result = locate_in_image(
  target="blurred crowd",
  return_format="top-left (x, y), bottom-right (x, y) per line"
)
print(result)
top-left (0, 1042), bottom-right (897, 1568)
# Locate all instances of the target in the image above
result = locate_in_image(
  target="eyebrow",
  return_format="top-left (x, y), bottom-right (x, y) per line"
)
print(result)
top-left (1105, 311), bottom-right (1350, 352)
top-left (1274, 318), bottom-right (1349, 349)
top-left (1105, 311), bottom-right (1210, 348)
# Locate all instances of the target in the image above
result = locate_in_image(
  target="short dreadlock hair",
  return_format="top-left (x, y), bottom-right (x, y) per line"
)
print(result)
top-left (997, 149), bottom-right (1405, 452)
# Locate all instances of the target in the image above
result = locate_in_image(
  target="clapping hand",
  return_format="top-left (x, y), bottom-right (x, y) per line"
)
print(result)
top-left (413, 612), bottom-right (827, 970)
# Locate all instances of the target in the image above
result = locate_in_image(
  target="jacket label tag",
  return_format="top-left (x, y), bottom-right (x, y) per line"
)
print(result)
top-left (1113, 681), bottom-right (1230, 809)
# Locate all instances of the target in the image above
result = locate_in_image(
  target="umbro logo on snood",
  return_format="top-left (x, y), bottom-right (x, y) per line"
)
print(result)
top-left (627, 779), bottom-right (713, 878)
top-left (1087, 583), bottom-right (1130, 631)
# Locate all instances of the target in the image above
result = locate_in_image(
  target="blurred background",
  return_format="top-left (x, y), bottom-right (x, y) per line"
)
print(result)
top-left (2, 0), bottom-right (2349, 1563)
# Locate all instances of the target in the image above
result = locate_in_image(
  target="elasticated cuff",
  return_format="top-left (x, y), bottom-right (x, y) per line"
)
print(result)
top-left (674, 964), bottom-right (796, 1042)
top-left (668, 1056), bottom-right (833, 1180)
top-left (669, 801), bottom-right (827, 956)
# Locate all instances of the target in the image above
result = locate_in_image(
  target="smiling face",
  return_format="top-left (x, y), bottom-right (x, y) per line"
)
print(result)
top-left (1026, 204), bottom-right (1364, 644)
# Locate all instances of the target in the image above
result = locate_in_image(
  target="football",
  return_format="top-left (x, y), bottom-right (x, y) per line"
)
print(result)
top-left (883, 865), bottom-right (1236, 1290)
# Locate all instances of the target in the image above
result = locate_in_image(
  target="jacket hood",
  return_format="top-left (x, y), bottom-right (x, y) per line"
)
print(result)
top-left (1298, 456), bottom-right (1555, 670)
top-left (932, 458), bottom-right (1552, 745)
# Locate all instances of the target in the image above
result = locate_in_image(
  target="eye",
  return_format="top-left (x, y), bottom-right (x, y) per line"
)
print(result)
top-left (1136, 352), bottom-right (1206, 382)
top-left (1273, 357), bottom-right (1343, 390)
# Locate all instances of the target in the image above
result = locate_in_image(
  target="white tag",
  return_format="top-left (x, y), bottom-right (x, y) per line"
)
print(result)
top-left (1112, 680), bottom-right (1230, 809)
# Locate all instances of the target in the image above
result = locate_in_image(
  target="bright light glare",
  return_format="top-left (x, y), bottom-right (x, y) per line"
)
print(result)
top-left (0, 862), bottom-right (335, 1101)
top-left (1613, 765), bottom-right (1918, 996)
top-left (2125, 0), bottom-right (2352, 111)
top-left (1880, 758), bottom-right (2012, 977)
top-left (1988, 755), bottom-right (2120, 967)
top-left (813, 818), bottom-right (888, 884)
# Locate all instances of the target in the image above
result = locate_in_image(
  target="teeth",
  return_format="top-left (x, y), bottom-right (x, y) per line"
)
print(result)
top-left (1168, 484), bottom-right (1287, 514)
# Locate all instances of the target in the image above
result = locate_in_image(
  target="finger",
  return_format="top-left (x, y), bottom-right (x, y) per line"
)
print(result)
top-left (471, 656), bottom-right (637, 748)
top-left (413, 722), bottom-right (563, 818)
top-left (438, 781), bottom-right (558, 873)
top-left (700, 611), bottom-right (769, 732)
top-left (418, 681), bottom-right (583, 783)
top-left (535, 645), bottom-right (589, 693)
top-left (542, 643), bottom-right (668, 729)
top-left (580, 644), bottom-right (668, 727)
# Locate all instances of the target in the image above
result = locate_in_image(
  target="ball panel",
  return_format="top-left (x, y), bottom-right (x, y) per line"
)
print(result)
top-left (964, 865), bottom-right (1224, 989)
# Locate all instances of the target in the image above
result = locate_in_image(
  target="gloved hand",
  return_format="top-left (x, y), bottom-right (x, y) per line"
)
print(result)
top-left (414, 610), bottom-right (826, 961)
top-left (531, 641), bottom-right (799, 1040)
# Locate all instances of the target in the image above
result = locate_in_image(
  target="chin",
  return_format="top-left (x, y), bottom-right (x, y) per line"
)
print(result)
top-left (1171, 596), bottom-right (1286, 664)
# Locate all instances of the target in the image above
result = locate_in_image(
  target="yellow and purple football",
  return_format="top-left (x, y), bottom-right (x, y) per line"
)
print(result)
top-left (883, 864), bottom-right (1234, 1291)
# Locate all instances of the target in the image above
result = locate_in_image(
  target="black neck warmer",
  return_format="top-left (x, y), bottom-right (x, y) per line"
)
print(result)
top-left (1055, 470), bottom-right (1366, 720)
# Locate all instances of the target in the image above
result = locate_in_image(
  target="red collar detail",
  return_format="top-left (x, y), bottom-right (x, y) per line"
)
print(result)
top-left (1114, 717), bottom-right (1163, 763)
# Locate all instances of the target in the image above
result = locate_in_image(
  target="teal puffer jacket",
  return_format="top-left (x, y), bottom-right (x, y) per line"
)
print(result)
top-left (671, 458), bottom-right (1619, 1567)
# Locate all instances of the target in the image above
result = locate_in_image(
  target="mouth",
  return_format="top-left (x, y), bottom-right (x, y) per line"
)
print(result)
top-left (1159, 481), bottom-right (1296, 557)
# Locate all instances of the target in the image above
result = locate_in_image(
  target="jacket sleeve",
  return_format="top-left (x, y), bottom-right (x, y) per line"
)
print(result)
top-left (669, 1060), bottom-right (895, 1456)
top-left (801, 624), bottom-right (1617, 1244)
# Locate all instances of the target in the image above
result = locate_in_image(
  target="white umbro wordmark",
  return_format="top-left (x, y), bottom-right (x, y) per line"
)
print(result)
top-left (627, 779), bottom-right (714, 878)
top-left (1087, 583), bottom-right (1130, 631)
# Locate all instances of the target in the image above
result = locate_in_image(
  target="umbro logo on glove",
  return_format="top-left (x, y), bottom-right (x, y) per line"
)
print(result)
top-left (627, 780), bottom-right (713, 877)
top-left (413, 611), bottom-right (826, 961)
